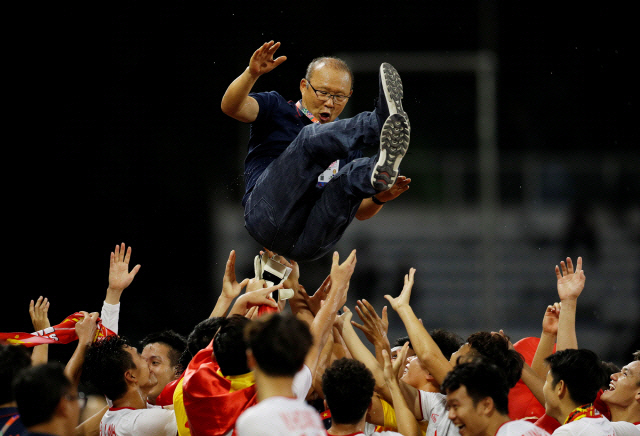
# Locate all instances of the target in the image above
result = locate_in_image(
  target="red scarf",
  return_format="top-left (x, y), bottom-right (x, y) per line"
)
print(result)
top-left (0, 312), bottom-right (115, 346)
top-left (564, 403), bottom-right (601, 424)
top-left (182, 339), bottom-right (257, 436)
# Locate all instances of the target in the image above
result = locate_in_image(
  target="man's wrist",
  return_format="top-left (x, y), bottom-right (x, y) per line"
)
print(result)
top-left (371, 195), bottom-right (386, 205)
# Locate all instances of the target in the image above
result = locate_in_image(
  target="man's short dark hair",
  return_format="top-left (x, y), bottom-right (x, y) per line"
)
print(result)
top-left (600, 360), bottom-right (620, 389)
top-left (13, 362), bottom-right (71, 427)
top-left (466, 331), bottom-right (524, 389)
top-left (431, 329), bottom-right (464, 360)
top-left (0, 344), bottom-right (31, 404)
top-left (322, 358), bottom-right (376, 425)
top-left (245, 313), bottom-right (312, 377)
top-left (306, 57), bottom-right (354, 89)
top-left (545, 349), bottom-right (608, 406)
top-left (82, 335), bottom-right (135, 401)
top-left (393, 335), bottom-right (412, 349)
top-left (140, 330), bottom-right (188, 374)
top-left (187, 317), bottom-right (225, 358)
top-left (441, 357), bottom-right (510, 416)
top-left (214, 315), bottom-right (251, 376)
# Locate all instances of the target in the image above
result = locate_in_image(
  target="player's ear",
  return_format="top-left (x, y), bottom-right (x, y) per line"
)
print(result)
top-left (246, 349), bottom-right (257, 370)
top-left (300, 78), bottom-right (308, 94)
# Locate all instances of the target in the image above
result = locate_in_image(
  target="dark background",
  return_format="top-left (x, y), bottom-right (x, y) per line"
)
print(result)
top-left (5, 2), bottom-right (638, 365)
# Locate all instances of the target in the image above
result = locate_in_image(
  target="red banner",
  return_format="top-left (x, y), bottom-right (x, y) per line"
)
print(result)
top-left (0, 312), bottom-right (116, 347)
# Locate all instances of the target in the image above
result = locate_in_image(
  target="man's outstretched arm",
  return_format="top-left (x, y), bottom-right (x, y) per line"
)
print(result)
top-left (221, 41), bottom-right (287, 123)
top-left (355, 176), bottom-right (411, 220)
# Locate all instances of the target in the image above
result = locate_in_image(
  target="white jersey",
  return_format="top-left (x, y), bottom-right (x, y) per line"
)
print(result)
top-left (418, 390), bottom-right (460, 436)
top-left (100, 405), bottom-right (177, 436)
top-left (496, 420), bottom-right (551, 436)
top-left (330, 431), bottom-right (402, 436)
top-left (609, 421), bottom-right (640, 436)
top-left (235, 396), bottom-right (325, 436)
top-left (292, 365), bottom-right (313, 399)
top-left (552, 416), bottom-right (615, 436)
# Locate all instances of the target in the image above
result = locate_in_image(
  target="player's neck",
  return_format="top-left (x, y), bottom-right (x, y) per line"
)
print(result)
top-left (327, 416), bottom-right (366, 435)
top-left (483, 413), bottom-right (511, 436)
top-left (609, 401), bottom-right (640, 424)
top-left (27, 416), bottom-right (69, 436)
top-left (419, 380), bottom-right (440, 393)
top-left (112, 386), bottom-right (148, 409)
top-left (254, 368), bottom-right (295, 403)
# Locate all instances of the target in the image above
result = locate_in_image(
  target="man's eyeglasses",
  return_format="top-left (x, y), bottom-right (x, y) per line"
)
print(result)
top-left (305, 79), bottom-right (350, 104)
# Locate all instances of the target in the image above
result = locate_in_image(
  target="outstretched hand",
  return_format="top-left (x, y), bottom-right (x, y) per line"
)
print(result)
top-left (29, 296), bottom-right (51, 331)
top-left (556, 257), bottom-right (585, 301)
top-left (542, 302), bottom-right (561, 335)
top-left (248, 41), bottom-right (287, 79)
top-left (374, 176), bottom-right (411, 203)
top-left (221, 250), bottom-right (250, 300)
top-left (108, 243), bottom-right (141, 294)
top-left (75, 311), bottom-right (99, 345)
top-left (352, 299), bottom-right (389, 346)
top-left (330, 250), bottom-right (357, 295)
top-left (384, 268), bottom-right (416, 312)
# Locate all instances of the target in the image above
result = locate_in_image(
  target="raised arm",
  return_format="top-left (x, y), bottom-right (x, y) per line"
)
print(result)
top-left (531, 302), bottom-right (560, 377)
top-left (355, 176), bottom-right (411, 220)
top-left (555, 257), bottom-right (585, 351)
top-left (385, 268), bottom-right (453, 385)
top-left (210, 250), bottom-right (250, 318)
top-left (102, 243), bottom-right (140, 334)
top-left (352, 299), bottom-right (391, 368)
top-left (29, 296), bottom-right (51, 365)
top-left (64, 311), bottom-right (98, 387)
top-left (304, 250), bottom-right (356, 375)
top-left (220, 41), bottom-right (287, 123)
top-left (382, 349), bottom-right (422, 436)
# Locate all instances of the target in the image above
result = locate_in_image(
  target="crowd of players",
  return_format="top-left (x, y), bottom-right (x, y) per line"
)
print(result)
top-left (1, 242), bottom-right (638, 436)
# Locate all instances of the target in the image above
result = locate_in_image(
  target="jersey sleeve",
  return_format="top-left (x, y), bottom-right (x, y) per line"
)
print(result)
top-left (128, 408), bottom-right (178, 436)
top-left (100, 301), bottom-right (120, 334)
top-left (292, 364), bottom-right (313, 399)
top-left (249, 91), bottom-right (281, 124)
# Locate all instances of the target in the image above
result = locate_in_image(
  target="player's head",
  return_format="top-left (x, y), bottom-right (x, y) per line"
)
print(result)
top-left (187, 317), bottom-right (225, 358)
top-left (214, 315), bottom-right (251, 376)
top-left (391, 335), bottom-right (415, 361)
top-left (322, 358), bottom-right (376, 425)
top-left (300, 57), bottom-right (353, 124)
top-left (83, 335), bottom-right (157, 400)
top-left (442, 358), bottom-right (510, 436)
top-left (140, 330), bottom-right (188, 402)
top-left (0, 344), bottom-right (31, 404)
top-left (450, 332), bottom-right (524, 389)
top-left (13, 362), bottom-right (80, 433)
top-left (543, 349), bottom-right (608, 419)
top-left (401, 329), bottom-right (464, 389)
top-left (244, 313), bottom-right (312, 376)
top-left (600, 350), bottom-right (640, 411)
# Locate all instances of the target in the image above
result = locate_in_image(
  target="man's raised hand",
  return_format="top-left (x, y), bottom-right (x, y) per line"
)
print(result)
top-left (556, 257), bottom-right (585, 301)
top-left (107, 243), bottom-right (141, 299)
top-left (385, 268), bottom-right (416, 312)
top-left (29, 296), bottom-right (51, 332)
top-left (249, 41), bottom-right (287, 79)
top-left (221, 250), bottom-right (250, 300)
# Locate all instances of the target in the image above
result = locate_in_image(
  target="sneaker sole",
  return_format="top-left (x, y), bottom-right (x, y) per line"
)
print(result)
top-left (380, 63), bottom-right (408, 124)
top-left (371, 113), bottom-right (410, 191)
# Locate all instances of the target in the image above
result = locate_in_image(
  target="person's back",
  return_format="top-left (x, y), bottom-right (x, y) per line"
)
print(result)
top-left (0, 344), bottom-right (31, 436)
top-left (234, 313), bottom-right (323, 436)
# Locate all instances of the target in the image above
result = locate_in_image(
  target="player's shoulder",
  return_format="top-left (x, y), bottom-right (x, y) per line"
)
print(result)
top-left (498, 419), bottom-right (551, 436)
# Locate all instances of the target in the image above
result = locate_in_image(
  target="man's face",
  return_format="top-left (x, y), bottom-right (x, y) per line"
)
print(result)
top-left (125, 345), bottom-right (157, 392)
top-left (391, 345), bottom-right (416, 361)
top-left (401, 355), bottom-right (429, 389)
top-left (446, 385), bottom-right (487, 436)
top-left (450, 343), bottom-right (472, 367)
top-left (601, 360), bottom-right (640, 408)
top-left (542, 370), bottom-right (561, 419)
top-left (142, 342), bottom-right (179, 402)
top-left (300, 63), bottom-right (352, 124)
top-left (62, 387), bottom-right (81, 433)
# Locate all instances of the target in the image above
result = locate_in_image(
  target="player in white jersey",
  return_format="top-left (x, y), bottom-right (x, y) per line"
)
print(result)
top-left (419, 390), bottom-right (460, 436)
top-left (541, 349), bottom-right (612, 436)
top-left (83, 335), bottom-right (178, 436)
top-left (441, 358), bottom-right (550, 436)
